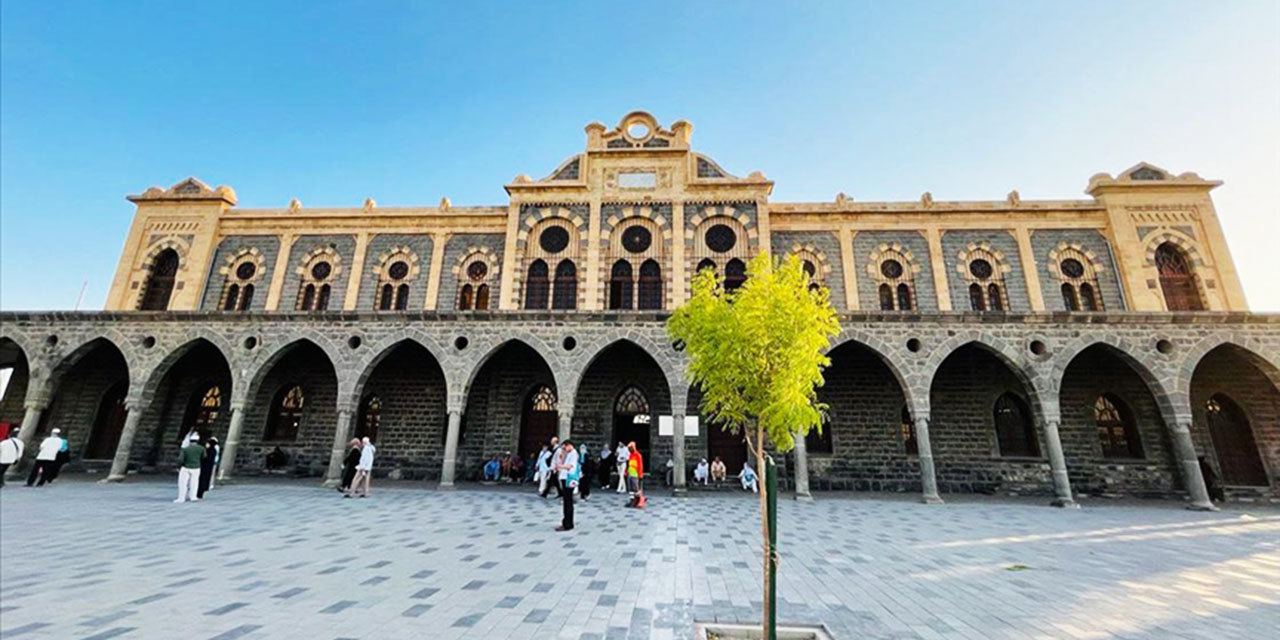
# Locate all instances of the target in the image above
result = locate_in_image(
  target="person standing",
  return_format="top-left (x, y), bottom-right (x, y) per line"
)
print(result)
top-left (579, 444), bottom-right (594, 502)
top-left (175, 434), bottom-right (203, 503)
top-left (338, 438), bottom-right (361, 493)
top-left (540, 437), bottom-right (562, 498)
top-left (555, 440), bottom-right (580, 532)
top-left (626, 441), bottom-right (644, 496)
top-left (0, 431), bottom-right (24, 487)
top-left (597, 444), bottom-right (612, 489)
top-left (614, 441), bottom-right (630, 493)
top-left (196, 437), bottom-right (218, 499)
top-left (346, 436), bottom-right (375, 498)
top-left (535, 445), bottom-right (552, 497)
top-left (26, 428), bottom-right (66, 487)
top-left (207, 437), bottom-right (221, 490)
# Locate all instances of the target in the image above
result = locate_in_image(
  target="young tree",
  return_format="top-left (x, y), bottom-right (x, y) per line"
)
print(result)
top-left (668, 252), bottom-right (840, 638)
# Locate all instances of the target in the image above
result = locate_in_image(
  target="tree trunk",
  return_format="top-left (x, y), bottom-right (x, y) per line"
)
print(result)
top-left (755, 421), bottom-right (772, 639)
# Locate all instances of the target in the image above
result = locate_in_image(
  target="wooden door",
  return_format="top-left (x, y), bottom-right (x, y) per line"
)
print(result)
top-left (1206, 394), bottom-right (1268, 486)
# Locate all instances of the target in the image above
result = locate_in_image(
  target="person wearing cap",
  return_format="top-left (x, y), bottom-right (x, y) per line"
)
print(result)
top-left (175, 431), bottom-right (203, 502)
top-left (0, 430), bottom-right (25, 487)
top-left (26, 428), bottom-right (65, 487)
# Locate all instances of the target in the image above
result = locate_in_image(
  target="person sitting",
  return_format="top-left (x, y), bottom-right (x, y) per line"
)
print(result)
top-left (507, 452), bottom-right (525, 483)
top-left (482, 456), bottom-right (502, 482)
top-left (265, 446), bottom-right (289, 471)
top-left (739, 462), bottom-right (758, 493)
top-left (710, 457), bottom-right (727, 485)
top-left (694, 458), bottom-right (710, 486)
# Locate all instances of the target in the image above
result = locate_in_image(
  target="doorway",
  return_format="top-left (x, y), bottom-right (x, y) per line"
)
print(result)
top-left (612, 386), bottom-right (651, 468)
top-left (520, 385), bottom-right (558, 461)
top-left (1206, 394), bottom-right (1268, 486)
top-left (85, 381), bottom-right (128, 460)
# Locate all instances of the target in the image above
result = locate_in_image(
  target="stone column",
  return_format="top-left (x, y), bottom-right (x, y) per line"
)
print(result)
top-left (323, 407), bottom-right (354, 487)
top-left (1170, 420), bottom-right (1216, 511)
top-left (792, 428), bottom-right (813, 501)
top-left (3, 402), bottom-right (46, 480)
top-left (557, 404), bottom-right (573, 442)
top-left (105, 399), bottom-right (146, 482)
top-left (915, 417), bottom-right (944, 504)
top-left (439, 409), bottom-right (463, 489)
top-left (672, 413), bottom-right (687, 494)
top-left (1042, 419), bottom-right (1078, 508)
top-left (217, 404), bottom-right (246, 483)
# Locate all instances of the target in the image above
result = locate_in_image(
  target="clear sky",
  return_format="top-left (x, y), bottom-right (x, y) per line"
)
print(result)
top-left (2, 1), bottom-right (1277, 311)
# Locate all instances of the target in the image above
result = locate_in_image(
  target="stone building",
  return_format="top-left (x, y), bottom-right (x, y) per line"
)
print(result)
top-left (2, 111), bottom-right (1277, 507)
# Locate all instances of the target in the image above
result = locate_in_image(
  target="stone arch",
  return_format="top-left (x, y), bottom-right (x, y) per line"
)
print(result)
top-left (137, 335), bottom-right (237, 405)
top-left (460, 333), bottom-right (567, 403)
top-left (46, 331), bottom-right (137, 400)
top-left (827, 330), bottom-right (917, 418)
top-left (347, 334), bottom-right (451, 409)
top-left (565, 336), bottom-right (680, 413)
top-left (569, 338), bottom-right (674, 464)
top-left (1175, 336), bottom-right (1280, 409)
top-left (921, 331), bottom-right (1040, 418)
top-left (244, 335), bottom-right (345, 408)
top-left (1048, 335), bottom-right (1176, 423)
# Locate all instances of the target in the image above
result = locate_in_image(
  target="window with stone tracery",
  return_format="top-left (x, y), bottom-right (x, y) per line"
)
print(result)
top-left (606, 215), bottom-right (665, 311)
top-left (791, 248), bottom-right (828, 295)
top-left (1094, 394), bottom-right (1142, 459)
top-left (265, 384), bottom-right (305, 441)
top-left (868, 246), bottom-right (917, 311)
top-left (959, 247), bottom-right (1007, 312)
top-left (456, 251), bottom-right (495, 311)
top-left (297, 250), bottom-right (340, 312)
top-left (901, 405), bottom-right (918, 456)
top-left (221, 252), bottom-right (262, 312)
top-left (1154, 242), bottom-right (1203, 311)
top-left (522, 217), bottom-right (581, 310)
top-left (375, 250), bottom-right (417, 311)
top-left (1051, 247), bottom-right (1103, 312)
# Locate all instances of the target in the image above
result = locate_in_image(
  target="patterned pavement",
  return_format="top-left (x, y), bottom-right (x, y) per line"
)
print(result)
top-left (1, 477), bottom-right (1278, 639)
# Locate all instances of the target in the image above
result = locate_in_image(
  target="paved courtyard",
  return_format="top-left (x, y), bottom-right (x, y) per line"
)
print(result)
top-left (1, 479), bottom-right (1278, 640)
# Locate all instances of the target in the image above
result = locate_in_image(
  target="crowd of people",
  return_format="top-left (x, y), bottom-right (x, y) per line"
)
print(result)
top-left (0, 428), bottom-right (72, 488)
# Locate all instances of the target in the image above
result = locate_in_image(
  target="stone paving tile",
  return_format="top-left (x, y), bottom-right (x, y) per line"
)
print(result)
top-left (3, 479), bottom-right (1280, 639)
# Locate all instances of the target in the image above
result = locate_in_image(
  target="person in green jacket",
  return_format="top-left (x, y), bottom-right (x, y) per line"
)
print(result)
top-left (175, 433), bottom-right (203, 503)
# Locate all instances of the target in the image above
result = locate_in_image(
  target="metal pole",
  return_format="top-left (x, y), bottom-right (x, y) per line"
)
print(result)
top-left (766, 454), bottom-right (778, 640)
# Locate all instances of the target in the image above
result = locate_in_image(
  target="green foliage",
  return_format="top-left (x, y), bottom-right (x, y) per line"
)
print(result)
top-left (668, 252), bottom-right (841, 452)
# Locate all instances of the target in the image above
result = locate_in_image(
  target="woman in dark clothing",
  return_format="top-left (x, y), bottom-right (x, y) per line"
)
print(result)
top-left (580, 445), bottom-right (596, 501)
top-left (197, 437), bottom-right (217, 499)
top-left (597, 447), bottom-right (612, 489)
top-left (338, 438), bottom-right (361, 493)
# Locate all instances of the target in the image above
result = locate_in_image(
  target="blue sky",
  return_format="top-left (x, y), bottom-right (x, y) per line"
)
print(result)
top-left (2, 1), bottom-right (1277, 310)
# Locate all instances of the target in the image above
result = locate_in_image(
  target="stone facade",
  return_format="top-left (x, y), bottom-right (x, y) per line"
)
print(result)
top-left (2, 112), bottom-right (1276, 506)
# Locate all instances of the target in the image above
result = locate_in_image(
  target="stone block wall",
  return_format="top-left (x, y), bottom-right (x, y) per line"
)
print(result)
top-left (0, 359), bottom-right (30, 429)
top-left (772, 231), bottom-right (847, 312)
top-left (440, 234), bottom-right (504, 311)
top-left (133, 344), bottom-right (233, 470)
top-left (42, 346), bottom-right (128, 463)
top-left (1190, 346), bottom-right (1280, 490)
top-left (1031, 230), bottom-right (1126, 311)
top-left (200, 236), bottom-right (280, 311)
top-left (941, 230), bottom-right (1030, 311)
top-left (287, 235), bottom-right (357, 311)
top-left (852, 231), bottom-right (938, 311)
top-left (355, 234), bottom-right (434, 311)
top-left (239, 343), bottom-right (338, 475)
top-left (357, 344), bottom-right (448, 480)
top-left (461, 343), bottom-right (554, 480)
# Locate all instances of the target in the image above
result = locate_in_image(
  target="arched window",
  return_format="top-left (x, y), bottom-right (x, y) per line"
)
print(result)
top-left (609, 260), bottom-right (634, 310)
top-left (637, 259), bottom-right (663, 310)
top-left (139, 248), bottom-right (179, 310)
top-left (239, 284), bottom-right (255, 311)
top-left (356, 394), bottom-right (381, 442)
top-left (1155, 243), bottom-right (1203, 311)
top-left (379, 283), bottom-right (395, 311)
top-left (1094, 394), bottom-right (1143, 459)
top-left (530, 385), bottom-right (558, 412)
top-left (298, 257), bottom-right (336, 311)
top-left (968, 283), bottom-right (986, 311)
top-left (724, 258), bottom-right (747, 292)
top-left (1061, 283), bottom-right (1080, 311)
top-left (805, 415), bottom-right (833, 454)
top-left (1079, 283), bottom-right (1097, 311)
top-left (265, 384), bottom-right (305, 441)
top-left (696, 258), bottom-right (717, 275)
top-left (394, 284), bottom-right (409, 310)
top-left (901, 405), bottom-right (918, 456)
top-left (879, 284), bottom-right (894, 311)
top-left (223, 284), bottom-right (240, 311)
top-left (181, 384), bottom-right (222, 442)
top-left (897, 284), bottom-right (912, 311)
top-left (993, 393), bottom-right (1038, 457)
top-left (615, 386), bottom-right (650, 415)
top-left (316, 284), bottom-right (331, 311)
top-left (475, 284), bottom-right (490, 310)
top-left (1205, 394), bottom-right (1267, 486)
top-left (458, 252), bottom-right (494, 311)
top-left (524, 259), bottom-right (550, 309)
top-left (301, 284), bottom-right (316, 311)
top-left (459, 284), bottom-right (474, 310)
top-left (552, 260), bottom-right (577, 309)
top-left (987, 283), bottom-right (1004, 311)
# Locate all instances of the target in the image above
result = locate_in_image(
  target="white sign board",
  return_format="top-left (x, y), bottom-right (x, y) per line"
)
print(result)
top-left (683, 415), bottom-right (699, 437)
top-left (658, 415), bottom-right (674, 436)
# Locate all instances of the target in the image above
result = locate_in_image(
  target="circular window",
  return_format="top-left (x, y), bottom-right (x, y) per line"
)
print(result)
top-left (387, 261), bottom-right (410, 280)
top-left (236, 262), bottom-right (257, 281)
top-left (45, 335), bottom-right (58, 347)
top-left (622, 226), bottom-right (652, 253)
top-left (141, 336), bottom-right (156, 349)
top-left (347, 336), bottom-right (362, 350)
top-left (880, 259), bottom-right (904, 279)
top-left (969, 259), bottom-right (993, 279)
top-left (627, 122), bottom-right (650, 140)
top-left (311, 261), bottom-right (332, 280)
top-left (562, 336), bottom-right (577, 351)
top-left (243, 336), bottom-right (258, 350)
top-left (1029, 340), bottom-right (1047, 356)
top-left (454, 336), bottom-right (469, 351)
top-left (1060, 258), bottom-right (1085, 279)
top-left (705, 224), bottom-right (737, 253)
top-left (539, 226), bottom-right (570, 253)
top-left (1156, 339), bottom-right (1174, 355)
top-left (467, 261), bottom-right (488, 281)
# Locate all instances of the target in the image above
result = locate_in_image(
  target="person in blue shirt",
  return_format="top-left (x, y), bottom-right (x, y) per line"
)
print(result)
top-left (483, 456), bottom-right (501, 482)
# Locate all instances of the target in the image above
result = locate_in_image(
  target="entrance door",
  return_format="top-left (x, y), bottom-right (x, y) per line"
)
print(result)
top-left (519, 385), bottom-right (558, 461)
top-left (612, 386), bottom-right (651, 467)
top-left (707, 420), bottom-right (748, 476)
top-left (1155, 243), bottom-right (1204, 311)
top-left (1206, 394), bottom-right (1268, 486)
top-left (85, 381), bottom-right (128, 460)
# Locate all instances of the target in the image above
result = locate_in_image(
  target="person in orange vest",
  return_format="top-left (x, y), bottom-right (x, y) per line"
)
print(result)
top-left (625, 441), bottom-right (646, 508)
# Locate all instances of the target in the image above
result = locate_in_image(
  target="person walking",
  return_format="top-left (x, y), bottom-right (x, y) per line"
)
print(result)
top-left (0, 430), bottom-right (25, 487)
top-left (207, 437), bottom-right (221, 490)
top-left (614, 441), bottom-right (629, 493)
top-left (625, 441), bottom-right (646, 508)
top-left (26, 428), bottom-right (66, 487)
top-left (579, 444), bottom-right (594, 502)
top-left (555, 440), bottom-right (580, 532)
top-left (540, 437), bottom-right (562, 498)
top-left (346, 436), bottom-right (375, 498)
top-left (535, 444), bottom-right (552, 497)
top-left (196, 436), bottom-right (218, 499)
top-left (175, 433), bottom-right (203, 503)
top-left (338, 438), bottom-right (361, 493)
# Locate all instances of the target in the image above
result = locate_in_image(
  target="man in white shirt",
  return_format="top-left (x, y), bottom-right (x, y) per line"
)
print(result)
top-left (0, 430), bottom-right (25, 487)
top-left (614, 441), bottom-right (630, 493)
top-left (555, 440), bottom-right (579, 532)
top-left (540, 437), bottom-right (562, 498)
top-left (26, 428), bottom-right (65, 487)
top-left (346, 437), bottom-right (376, 498)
